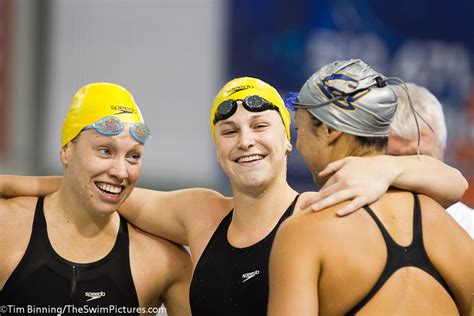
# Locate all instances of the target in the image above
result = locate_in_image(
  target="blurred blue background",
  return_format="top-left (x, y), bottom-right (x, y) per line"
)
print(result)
top-left (1, 0), bottom-right (473, 205)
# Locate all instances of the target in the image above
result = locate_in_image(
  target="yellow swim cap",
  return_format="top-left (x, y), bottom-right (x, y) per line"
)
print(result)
top-left (210, 77), bottom-right (291, 141)
top-left (61, 82), bottom-right (145, 146)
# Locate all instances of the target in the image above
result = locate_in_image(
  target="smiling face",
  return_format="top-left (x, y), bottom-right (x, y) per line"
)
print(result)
top-left (214, 103), bottom-right (291, 194)
top-left (61, 126), bottom-right (144, 216)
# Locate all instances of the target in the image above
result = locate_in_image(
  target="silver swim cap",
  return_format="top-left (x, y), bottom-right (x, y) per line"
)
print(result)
top-left (288, 59), bottom-right (398, 137)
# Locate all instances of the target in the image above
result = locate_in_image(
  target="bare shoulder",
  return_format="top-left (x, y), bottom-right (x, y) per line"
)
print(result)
top-left (280, 204), bottom-right (336, 237)
top-left (0, 197), bottom-right (38, 288)
top-left (0, 196), bottom-right (37, 225)
top-left (417, 194), bottom-right (469, 236)
top-left (282, 197), bottom-right (368, 246)
top-left (175, 188), bottom-right (233, 226)
top-left (0, 196), bottom-right (38, 246)
top-left (128, 224), bottom-right (192, 287)
top-left (128, 224), bottom-right (191, 268)
top-left (128, 224), bottom-right (192, 307)
top-left (417, 193), bottom-right (446, 212)
top-left (180, 188), bottom-right (232, 211)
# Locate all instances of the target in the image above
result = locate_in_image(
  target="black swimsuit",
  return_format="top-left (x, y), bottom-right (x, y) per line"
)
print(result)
top-left (347, 193), bottom-right (456, 315)
top-left (190, 195), bottom-right (299, 316)
top-left (0, 197), bottom-right (139, 315)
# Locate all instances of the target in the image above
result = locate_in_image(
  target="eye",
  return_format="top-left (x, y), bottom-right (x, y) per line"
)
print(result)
top-left (127, 152), bottom-right (142, 164)
top-left (254, 122), bottom-right (269, 129)
top-left (221, 129), bottom-right (237, 136)
top-left (98, 147), bottom-right (112, 156)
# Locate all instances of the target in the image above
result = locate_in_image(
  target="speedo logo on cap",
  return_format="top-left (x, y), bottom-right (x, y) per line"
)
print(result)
top-left (110, 105), bottom-right (136, 115)
top-left (226, 84), bottom-right (254, 97)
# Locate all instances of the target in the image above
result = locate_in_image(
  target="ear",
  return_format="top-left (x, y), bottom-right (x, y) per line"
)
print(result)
top-left (60, 143), bottom-right (72, 166)
top-left (286, 141), bottom-right (293, 154)
top-left (326, 126), bottom-right (343, 145)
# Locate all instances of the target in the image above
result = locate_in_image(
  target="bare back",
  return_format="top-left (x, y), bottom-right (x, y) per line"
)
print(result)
top-left (269, 190), bottom-right (472, 315)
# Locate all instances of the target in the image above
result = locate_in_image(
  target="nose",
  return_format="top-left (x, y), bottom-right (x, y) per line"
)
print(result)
top-left (108, 157), bottom-right (128, 182)
top-left (237, 127), bottom-right (256, 150)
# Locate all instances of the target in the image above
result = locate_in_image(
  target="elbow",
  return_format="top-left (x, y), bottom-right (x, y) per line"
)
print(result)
top-left (443, 168), bottom-right (469, 208)
top-left (456, 169), bottom-right (469, 199)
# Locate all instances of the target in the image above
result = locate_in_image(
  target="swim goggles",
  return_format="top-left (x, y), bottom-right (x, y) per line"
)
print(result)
top-left (83, 116), bottom-right (151, 144)
top-left (213, 95), bottom-right (279, 125)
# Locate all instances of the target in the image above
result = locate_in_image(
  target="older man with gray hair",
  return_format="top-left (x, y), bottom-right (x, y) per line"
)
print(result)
top-left (387, 82), bottom-right (473, 238)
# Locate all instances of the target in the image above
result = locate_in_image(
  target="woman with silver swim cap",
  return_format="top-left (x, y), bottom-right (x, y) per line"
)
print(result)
top-left (269, 59), bottom-right (471, 315)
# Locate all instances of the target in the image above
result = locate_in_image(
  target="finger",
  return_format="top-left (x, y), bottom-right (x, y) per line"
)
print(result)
top-left (299, 192), bottom-right (324, 210)
top-left (317, 181), bottom-right (344, 201)
top-left (309, 189), bottom-right (358, 212)
top-left (336, 196), bottom-right (369, 216)
top-left (319, 172), bottom-right (338, 191)
top-left (319, 158), bottom-right (346, 178)
top-left (300, 178), bottom-right (344, 209)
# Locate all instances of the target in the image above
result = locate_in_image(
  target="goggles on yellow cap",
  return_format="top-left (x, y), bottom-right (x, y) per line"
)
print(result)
top-left (213, 95), bottom-right (279, 125)
top-left (210, 77), bottom-right (291, 141)
top-left (83, 116), bottom-right (150, 145)
top-left (61, 82), bottom-right (148, 146)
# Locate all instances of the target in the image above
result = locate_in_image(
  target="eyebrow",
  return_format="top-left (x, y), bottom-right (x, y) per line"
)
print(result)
top-left (91, 133), bottom-right (143, 149)
top-left (218, 113), bottom-right (271, 126)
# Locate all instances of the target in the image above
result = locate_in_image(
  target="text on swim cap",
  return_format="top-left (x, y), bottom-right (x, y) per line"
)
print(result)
top-left (225, 85), bottom-right (254, 97)
top-left (110, 105), bottom-right (137, 115)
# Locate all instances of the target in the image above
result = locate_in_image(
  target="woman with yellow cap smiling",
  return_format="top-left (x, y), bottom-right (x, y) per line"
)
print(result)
top-left (0, 78), bottom-right (467, 315)
top-left (0, 83), bottom-right (192, 316)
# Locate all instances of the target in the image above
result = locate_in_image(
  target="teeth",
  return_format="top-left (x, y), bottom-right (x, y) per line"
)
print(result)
top-left (97, 183), bottom-right (122, 194)
top-left (237, 155), bottom-right (264, 163)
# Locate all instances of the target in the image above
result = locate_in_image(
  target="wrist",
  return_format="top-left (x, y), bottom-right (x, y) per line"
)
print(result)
top-left (385, 155), bottom-right (404, 185)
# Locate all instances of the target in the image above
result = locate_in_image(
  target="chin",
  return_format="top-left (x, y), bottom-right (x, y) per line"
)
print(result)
top-left (89, 199), bottom-right (121, 216)
top-left (234, 176), bottom-right (266, 193)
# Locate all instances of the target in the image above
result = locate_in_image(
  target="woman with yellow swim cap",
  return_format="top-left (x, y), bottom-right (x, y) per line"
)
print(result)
top-left (0, 82), bottom-right (192, 316)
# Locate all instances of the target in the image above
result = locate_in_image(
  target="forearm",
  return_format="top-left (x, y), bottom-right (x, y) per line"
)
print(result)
top-left (0, 175), bottom-right (62, 199)
top-left (388, 155), bottom-right (468, 207)
top-left (119, 188), bottom-right (191, 245)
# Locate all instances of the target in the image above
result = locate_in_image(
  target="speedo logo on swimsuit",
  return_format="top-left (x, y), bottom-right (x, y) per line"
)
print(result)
top-left (85, 291), bottom-right (106, 302)
top-left (242, 270), bottom-right (260, 283)
top-left (110, 105), bottom-right (136, 115)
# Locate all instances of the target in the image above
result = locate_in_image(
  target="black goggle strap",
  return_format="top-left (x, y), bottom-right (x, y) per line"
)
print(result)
top-left (293, 93), bottom-right (350, 109)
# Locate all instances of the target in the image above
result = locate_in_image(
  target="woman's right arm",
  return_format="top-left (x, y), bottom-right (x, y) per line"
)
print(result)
top-left (0, 175), bottom-right (62, 199)
top-left (0, 175), bottom-right (232, 245)
top-left (120, 187), bottom-right (232, 245)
